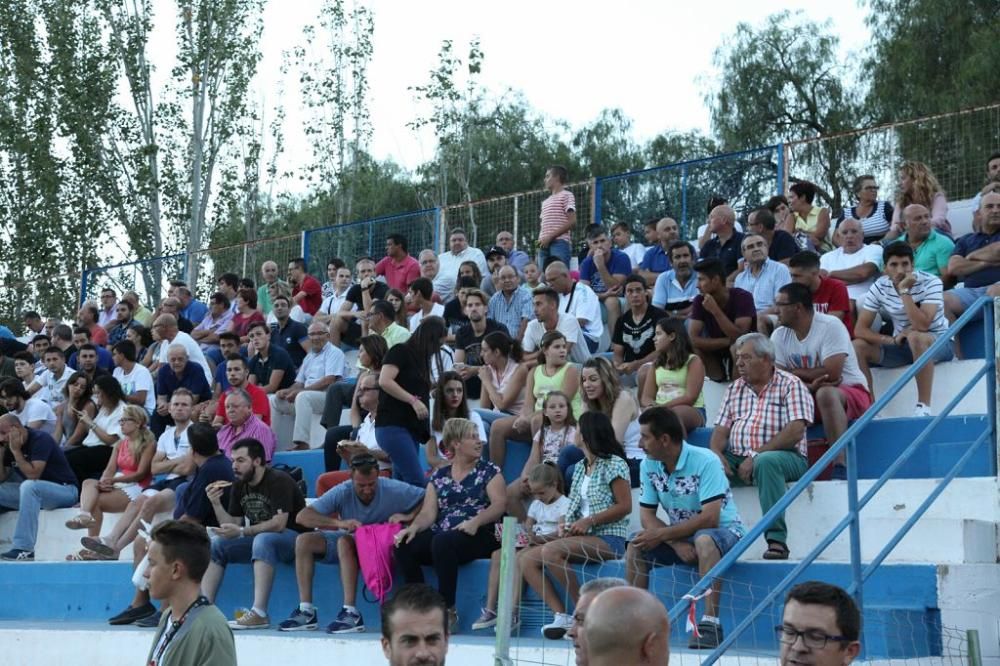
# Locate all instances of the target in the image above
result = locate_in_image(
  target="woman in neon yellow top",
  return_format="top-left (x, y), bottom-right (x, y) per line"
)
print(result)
top-left (640, 318), bottom-right (706, 434)
top-left (515, 330), bottom-right (582, 430)
top-left (788, 181), bottom-right (832, 252)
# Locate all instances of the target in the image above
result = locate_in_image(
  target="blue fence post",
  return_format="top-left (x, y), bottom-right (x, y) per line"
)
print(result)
top-left (593, 178), bottom-right (603, 228)
top-left (367, 220), bottom-right (374, 258)
top-left (681, 164), bottom-right (689, 236)
top-left (433, 208), bottom-right (441, 256)
top-left (776, 143), bottom-right (785, 195)
top-left (302, 231), bottom-right (311, 273)
top-left (79, 269), bottom-right (89, 307)
top-left (846, 436), bottom-right (864, 615)
top-left (985, 298), bottom-right (997, 473)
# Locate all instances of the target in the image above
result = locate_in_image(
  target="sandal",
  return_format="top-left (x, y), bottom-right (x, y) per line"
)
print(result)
top-left (762, 540), bottom-right (789, 560)
top-left (78, 548), bottom-right (115, 561)
top-left (65, 515), bottom-right (96, 530)
top-left (65, 550), bottom-right (89, 561)
top-left (80, 536), bottom-right (117, 559)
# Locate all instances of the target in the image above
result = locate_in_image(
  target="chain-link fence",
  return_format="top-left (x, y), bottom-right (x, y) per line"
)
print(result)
top-left (783, 102), bottom-right (1000, 222)
top-left (302, 209), bottom-right (439, 281)
top-left (440, 182), bottom-right (594, 257)
top-left (594, 145), bottom-right (783, 241)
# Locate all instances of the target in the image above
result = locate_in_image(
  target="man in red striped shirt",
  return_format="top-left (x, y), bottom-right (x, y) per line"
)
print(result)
top-left (538, 165), bottom-right (576, 268)
top-left (710, 332), bottom-right (814, 561)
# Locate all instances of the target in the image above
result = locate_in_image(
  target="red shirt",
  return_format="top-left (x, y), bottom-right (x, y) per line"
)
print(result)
top-left (215, 382), bottom-right (271, 425)
top-left (812, 277), bottom-right (853, 335)
top-left (293, 275), bottom-right (323, 315)
top-left (89, 324), bottom-right (108, 347)
top-left (375, 255), bottom-right (421, 292)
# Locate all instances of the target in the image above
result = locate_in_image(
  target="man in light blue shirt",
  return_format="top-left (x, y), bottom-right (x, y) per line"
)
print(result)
top-left (652, 241), bottom-right (699, 319)
top-left (625, 407), bottom-right (745, 650)
top-left (734, 234), bottom-right (792, 316)
top-left (488, 265), bottom-right (533, 339)
top-left (279, 455), bottom-right (425, 633)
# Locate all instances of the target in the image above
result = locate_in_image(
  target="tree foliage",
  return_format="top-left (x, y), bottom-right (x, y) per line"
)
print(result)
top-left (708, 10), bottom-right (860, 211)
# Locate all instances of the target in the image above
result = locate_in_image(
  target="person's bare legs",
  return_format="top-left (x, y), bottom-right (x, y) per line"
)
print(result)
top-left (816, 386), bottom-right (850, 466)
top-left (99, 494), bottom-right (145, 549)
top-left (907, 332), bottom-right (937, 405)
top-left (671, 405), bottom-right (705, 437)
top-left (852, 338), bottom-right (880, 395)
top-left (691, 536), bottom-right (722, 618)
top-left (603, 296), bottom-right (621, 342)
top-left (252, 560), bottom-right (276, 613)
top-left (89, 490), bottom-right (131, 538)
top-left (505, 479), bottom-right (529, 522)
top-left (943, 293), bottom-right (964, 359)
top-left (201, 561), bottom-right (225, 603)
top-left (337, 535), bottom-right (360, 607)
top-left (293, 532), bottom-right (327, 605)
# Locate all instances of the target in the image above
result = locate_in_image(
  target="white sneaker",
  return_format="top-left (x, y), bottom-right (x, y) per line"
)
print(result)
top-left (542, 612), bottom-right (573, 639)
top-left (913, 403), bottom-right (932, 417)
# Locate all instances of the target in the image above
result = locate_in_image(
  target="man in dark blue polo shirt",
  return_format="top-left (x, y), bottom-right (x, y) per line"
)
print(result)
top-left (154, 344), bottom-right (212, 435)
top-left (0, 415), bottom-right (79, 560)
top-left (701, 205), bottom-right (744, 279)
top-left (269, 295), bottom-right (308, 369)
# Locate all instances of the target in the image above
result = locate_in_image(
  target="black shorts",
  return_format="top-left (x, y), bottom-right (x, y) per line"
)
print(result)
top-left (343, 319), bottom-right (363, 346)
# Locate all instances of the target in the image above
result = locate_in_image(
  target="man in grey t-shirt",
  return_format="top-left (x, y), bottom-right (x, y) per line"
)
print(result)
top-left (278, 454), bottom-right (425, 634)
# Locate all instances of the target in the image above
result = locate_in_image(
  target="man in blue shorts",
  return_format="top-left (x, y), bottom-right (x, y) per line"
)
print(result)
top-left (625, 406), bottom-right (745, 650)
top-left (279, 453), bottom-right (425, 634)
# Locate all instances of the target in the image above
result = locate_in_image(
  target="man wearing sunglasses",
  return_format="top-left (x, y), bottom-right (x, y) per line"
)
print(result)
top-left (778, 581), bottom-right (861, 666)
top-left (278, 452), bottom-right (425, 635)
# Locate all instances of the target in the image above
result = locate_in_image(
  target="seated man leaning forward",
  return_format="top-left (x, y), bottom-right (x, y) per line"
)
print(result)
top-left (278, 452), bottom-right (425, 634)
top-left (710, 333), bottom-right (814, 561)
top-left (625, 406), bottom-right (745, 650)
top-left (201, 438), bottom-right (307, 630)
top-left (852, 242), bottom-right (952, 418)
top-left (772, 284), bottom-right (873, 480)
top-left (689, 258), bottom-right (756, 382)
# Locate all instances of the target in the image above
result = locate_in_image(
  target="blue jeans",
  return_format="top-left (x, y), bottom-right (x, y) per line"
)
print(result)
top-left (0, 473), bottom-right (79, 551)
top-left (210, 529), bottom-right (298, 567)
top-left (537, 239), bottom-right (572, 268)
top-left (375, 425), bottom-right (426, 487)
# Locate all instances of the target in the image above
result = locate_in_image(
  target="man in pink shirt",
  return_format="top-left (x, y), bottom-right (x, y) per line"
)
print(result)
top-left (538, 165), bottom-right (576, 268)
top-left (374, 233), bottom-right (421, 292)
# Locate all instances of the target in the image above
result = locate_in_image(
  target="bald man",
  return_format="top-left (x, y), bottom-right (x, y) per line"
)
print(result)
top-left (584, 587), bottom-right (669, 666)
top-left (566, 577), bottom-right (627, 666)
top-left (700, 205), bottom-right (744, 278)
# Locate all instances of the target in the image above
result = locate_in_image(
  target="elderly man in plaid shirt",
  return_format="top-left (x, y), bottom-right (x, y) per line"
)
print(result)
top-left (709, 332), bottom-right (814, 561)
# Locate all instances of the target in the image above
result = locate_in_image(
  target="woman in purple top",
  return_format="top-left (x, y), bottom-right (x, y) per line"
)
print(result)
top-left (395, 417), bottom-right (506, 631)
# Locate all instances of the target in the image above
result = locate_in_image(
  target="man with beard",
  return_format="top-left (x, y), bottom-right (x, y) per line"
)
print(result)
top-left (201, 438), bottom-right (306, 630)
top-left (652, 241), bottom-right (699, 319)
top-left (453, 289), bottom-right (504, 397)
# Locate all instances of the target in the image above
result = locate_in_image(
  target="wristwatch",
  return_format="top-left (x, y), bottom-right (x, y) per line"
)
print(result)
top-left (898, 288), bottom-right (911, 296)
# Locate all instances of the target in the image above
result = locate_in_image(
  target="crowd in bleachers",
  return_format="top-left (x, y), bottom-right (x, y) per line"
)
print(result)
top-left (0, 157), bottom-right (998, 651)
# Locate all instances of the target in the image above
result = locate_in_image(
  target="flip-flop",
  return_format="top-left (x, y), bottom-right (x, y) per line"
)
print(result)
top-left (65, 550), bottom-right (88, 561)
top-left (762, 541), bottom-right (789, 560)
top-left (65, 515), bottom-right (96, 530)
top-left (80, 536), bottom-right (117, 559)
top-left (78, 548), bottom-right (115, 561)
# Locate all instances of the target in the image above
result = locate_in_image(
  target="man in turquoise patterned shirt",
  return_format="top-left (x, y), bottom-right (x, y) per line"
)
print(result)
top-left (625, 406), bottom-right (745, 650)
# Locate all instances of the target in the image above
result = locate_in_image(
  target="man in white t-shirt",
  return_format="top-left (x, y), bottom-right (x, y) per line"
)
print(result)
top-left (437, 228), bottom-right (488, 283)
top-left (407, 278), bottom-right (445, 332)
top-left (153, 314), bottom-right (212, 385)
top-left (544, 261), bottom-right (602, 353)
top-left (27, 348), bottom-right (70, 411)
top-left (522, 287), bottom-right (591, 366)
top-left (852, 243), bottom-right (952, 417)
top-left (78, 388), bottom-right (197, 560)
top-left (819, 218), bottom-right (883, 308)
top-left (771, 283), bottom-right (873, 480)
top-left (112, 340), bottom-right (156, 415)
top-left (0, 379), bottom-right (56, 435)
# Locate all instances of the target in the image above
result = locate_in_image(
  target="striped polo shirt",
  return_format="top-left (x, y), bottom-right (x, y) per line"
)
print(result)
top-left (539, 190), bottom-right (576, 242)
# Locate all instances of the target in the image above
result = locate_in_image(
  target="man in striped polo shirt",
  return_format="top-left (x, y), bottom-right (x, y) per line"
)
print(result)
top-left (852, 242), bottom-right (952, 417)
top-left (538, 165), bottom-right (576, 268)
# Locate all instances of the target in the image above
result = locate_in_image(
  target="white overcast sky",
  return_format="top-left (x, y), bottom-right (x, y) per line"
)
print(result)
top-left (149, 0), bottom-right (871, 185)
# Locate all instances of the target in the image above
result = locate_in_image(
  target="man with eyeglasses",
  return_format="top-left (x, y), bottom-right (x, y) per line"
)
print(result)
top-left (495, 230), bottom-right (530, 276)
top-left (278, 451), bottom-right (425, 634)
top-left (777, 581), bottom-right (861, 666)
top-left (97, 288), bottom-right (119, 327)
top-left (272, 321), bottom-right (346, 451)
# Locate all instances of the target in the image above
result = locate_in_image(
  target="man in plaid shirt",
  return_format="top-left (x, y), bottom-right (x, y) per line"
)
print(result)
top-left (710, 332), bottom-right (814, 561)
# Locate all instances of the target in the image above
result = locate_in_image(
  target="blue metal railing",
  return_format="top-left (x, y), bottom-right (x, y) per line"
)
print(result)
top-left (669, 296), bottom-right (997, 663)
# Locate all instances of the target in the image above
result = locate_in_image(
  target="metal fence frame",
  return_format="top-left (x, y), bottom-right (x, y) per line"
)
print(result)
top-left (593, 144), bottom-right (784, 237)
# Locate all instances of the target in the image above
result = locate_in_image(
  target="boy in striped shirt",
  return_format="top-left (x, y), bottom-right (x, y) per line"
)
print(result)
top-left (538, 165), bottom-right (576, 268)
top-left (852, 242), bottom-right (952, 417)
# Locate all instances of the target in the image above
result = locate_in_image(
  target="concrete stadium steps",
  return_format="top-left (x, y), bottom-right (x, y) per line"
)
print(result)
top-left (0, 558), bottom-right (951, 660)
top-left (0, 510), bottom-right (172, 563)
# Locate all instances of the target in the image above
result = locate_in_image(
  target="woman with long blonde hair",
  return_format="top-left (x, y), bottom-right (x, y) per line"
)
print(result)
top-left (65, 404), bottom-right (155, 560)
top-left (883, 161), bottom-right (951, 241)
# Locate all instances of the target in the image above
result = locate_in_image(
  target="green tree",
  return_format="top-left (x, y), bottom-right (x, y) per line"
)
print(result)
top-left (708, 10), bottom-right (860, 211)
top-left (863, 0), bottom-right (1000, 198)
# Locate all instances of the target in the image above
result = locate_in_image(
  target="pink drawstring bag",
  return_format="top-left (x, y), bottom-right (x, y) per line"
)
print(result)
top-left (355, 523), bottom-right (403, 604)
